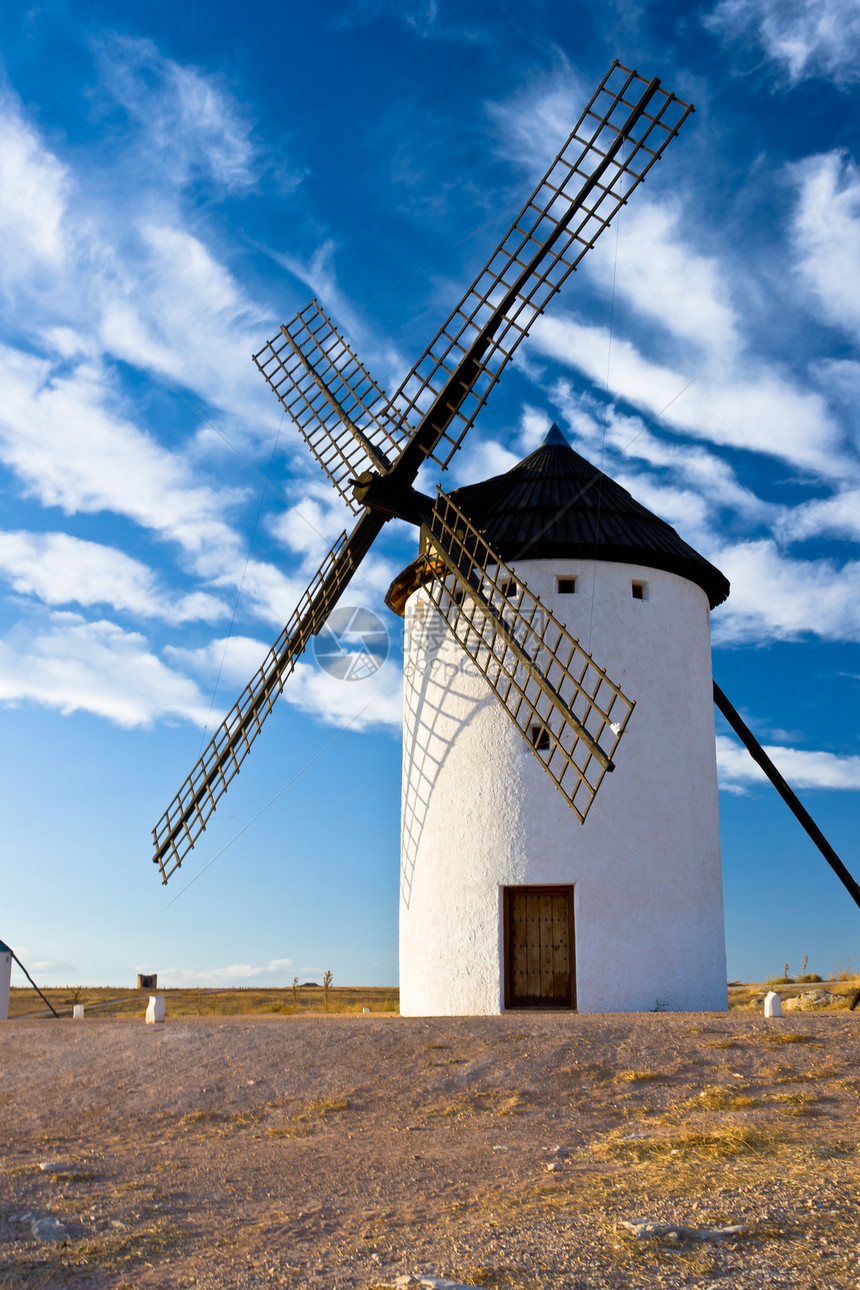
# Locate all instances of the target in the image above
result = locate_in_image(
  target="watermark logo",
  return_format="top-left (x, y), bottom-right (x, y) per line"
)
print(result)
top-left (313, 606), bottom-right (390, 681)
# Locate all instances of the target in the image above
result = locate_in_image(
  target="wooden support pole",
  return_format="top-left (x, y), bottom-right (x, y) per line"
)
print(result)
top-left (713, 680), bottom-right (860, 913)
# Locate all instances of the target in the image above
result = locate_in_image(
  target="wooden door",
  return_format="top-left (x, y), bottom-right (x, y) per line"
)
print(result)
top-left (504, 886), bottom-right (575, 1009)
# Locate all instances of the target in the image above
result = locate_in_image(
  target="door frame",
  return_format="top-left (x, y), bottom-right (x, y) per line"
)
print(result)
top-left (502, 884), bottom-right (576, 1010)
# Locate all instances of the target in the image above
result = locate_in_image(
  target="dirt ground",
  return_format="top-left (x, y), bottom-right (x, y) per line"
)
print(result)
top-left (2, 1011), bottom-right (859, 1289)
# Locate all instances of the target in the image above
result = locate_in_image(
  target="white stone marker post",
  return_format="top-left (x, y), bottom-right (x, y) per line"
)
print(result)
top-left (0, 940), bottom-right (12, 1022)
top-left (764, 990), bottom-right (783, 1018)
top-left (145, 996), bottom-right (166, 1024)
top-left (73, 1004), bottom-right (84, 1020)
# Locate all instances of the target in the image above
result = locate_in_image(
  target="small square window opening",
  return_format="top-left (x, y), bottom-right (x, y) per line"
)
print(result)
top-left (500, 579), bottom-right (518, 598)
top-left (557, 577), bottom-right (577, 594)
top-left (530, 724), bottom-right (551, 751)
top-left (632, 581), bottom-right (647, 600)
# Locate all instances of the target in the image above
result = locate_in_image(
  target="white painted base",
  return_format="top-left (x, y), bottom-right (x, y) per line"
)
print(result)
top-left (145, 996), bottom-right (165, 1023)
top-left (399, 557), bottom-right (727, 1015)
top-left (0, 951), bottom-right (11, 1021)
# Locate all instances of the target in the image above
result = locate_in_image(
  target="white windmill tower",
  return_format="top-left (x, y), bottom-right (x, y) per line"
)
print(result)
top-left (151, 62), bottom-right (860, 1007)
top-left (388, 425), bottom-right (730, 1014)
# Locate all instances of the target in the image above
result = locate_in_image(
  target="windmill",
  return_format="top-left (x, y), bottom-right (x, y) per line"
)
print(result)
top-left (151, 61), bottom-right (858, 1013)
top-left (153, 62), bottom-right (688, 872)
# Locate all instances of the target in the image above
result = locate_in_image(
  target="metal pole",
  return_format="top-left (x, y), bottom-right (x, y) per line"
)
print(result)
top-left (713, 680), bottom-right (860, 912)
top-left (10, 951), bottom-right (60, 1018)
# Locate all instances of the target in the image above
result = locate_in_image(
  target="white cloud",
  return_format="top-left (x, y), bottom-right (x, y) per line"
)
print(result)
top-left (95, 34), bottom-right (258, 189)
top-left (167, 621), bottom-right (404, 737)
top-left (706, 0), bottom-right (860, 86)
top-left (159, 958), bottom-right (294, 985)
top-left (0, 80), bottom-right (378, 661)
top-left (549, 382), bottom-right (774, 532)
top-left (166, 634), bottom-right (270, 688)
top-left (0, 345), bottom-right (240, 550)
top-left (717, 734), bottom-right (860, 793)
top-left (0, 613), bottom-right (215, 728)
top-left (97, 219), bottom-right (269, 424)
top-left (778, 487), bottom-right (860, 543)
top-left (268, 484), bottom-right (353, 567)
top-left (531, 311), bottom-right (848, 478)
top-left (586, 203), bottom-right (741, 362)
top-left (0, 92), bottom-right (69, 290)
top-left (451, 436), bottom-right (520, 487)
top-left (0, 75), bottom-right (282, 467)
top-left (486, 55), bottom-right (585, 178)
top-left (712, 539), bottom-right (860, 644)
top-left (284, 657), bottom-right (403, 732)
top-left (791, 151), bottom-right (860, 340)
top-left (0, 530), bottom-right (226, 623)
top-left (15, 959), bottom-right (77, 979)
top-left (0, 85), bottom-right (276, 440)
top-left (0, 344), bottom-right (309, 626)
top-left (264, 238), bottom-right (405, 391)
top-left (516, 406), bottom-right (553, 454)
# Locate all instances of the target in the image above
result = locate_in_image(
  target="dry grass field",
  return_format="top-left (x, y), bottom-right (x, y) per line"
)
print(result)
top-left (2, 997), bottom-right (860, 1290)
top-left (8, 973), bottom-right (860, 1023)
top-left (7, 985), bottom-right (400, 1022)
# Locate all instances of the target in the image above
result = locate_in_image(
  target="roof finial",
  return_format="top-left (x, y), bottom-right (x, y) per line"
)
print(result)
top-left (541, 422), bottom-right (569, 448)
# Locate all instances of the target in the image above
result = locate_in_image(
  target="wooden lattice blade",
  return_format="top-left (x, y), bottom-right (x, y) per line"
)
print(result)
top-left (253, 300), bottom-right (408, 512)
top-left (152, 510), bottom-right (385, 882)
top-left (420, 490), bottom-right (634, 823)
top-left (387, 62), bottom-right (693, 477)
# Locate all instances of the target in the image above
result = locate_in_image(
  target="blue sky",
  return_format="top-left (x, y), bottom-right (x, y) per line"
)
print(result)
top-left (3, 0), bottom-right (860, 991)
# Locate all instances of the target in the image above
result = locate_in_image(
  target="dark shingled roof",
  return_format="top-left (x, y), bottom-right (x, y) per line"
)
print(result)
top-left (449, 424), bottom-right (729, 609)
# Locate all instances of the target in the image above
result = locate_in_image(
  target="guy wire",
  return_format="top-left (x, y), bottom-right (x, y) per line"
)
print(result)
top-left (586, 187), bottom-right (622, 652)
top-left (162, 695), bottom-right (378, 913)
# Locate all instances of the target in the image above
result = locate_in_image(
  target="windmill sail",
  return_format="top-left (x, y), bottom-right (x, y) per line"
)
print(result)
top-left (253, 300), bottom-right (409, 510)
top-left (152, 511), bottom-right (385, 882)
top-left (154, 60), bottom-right (691, 878)
top-left (420, 491), bottom-right (634, 823)
top-left (253, 63), bottom-right (693, 496)
top-left (385, 62), bottom-right (694, 473)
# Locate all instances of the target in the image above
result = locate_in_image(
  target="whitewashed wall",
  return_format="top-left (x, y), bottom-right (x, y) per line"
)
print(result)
top-left (399, 557), bottom-right (727, 1015)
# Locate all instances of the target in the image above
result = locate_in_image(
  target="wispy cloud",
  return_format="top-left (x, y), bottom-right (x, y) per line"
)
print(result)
top-left (778, 486), bottom-right (860, 543)
top-left (486, 53), bottom-right (585, 178)
top-left (262, 238), bottom-right (405, 391)
top-left (93, 34), bottom-right (259, 189)
top-left (791, 150), bottom-right (860, 341)
top-left (547, 384), bottom-right (774, 534)
top-left (585, 202), bottom-right (741, 363)
top-left (0, 343), bottom-right (310, 629)
top-left (0, 90), bottom-right (69, 289)
top-left (531, 310), bottom-right (845, 477)
top-left (705, 0), bottom-right (860, 86)
top-left (14, 959), bottom-right (77, 979)
top-left (165, 633), bottom-right (403, 738)
top-left (333, 0), bottom-right (494, 43)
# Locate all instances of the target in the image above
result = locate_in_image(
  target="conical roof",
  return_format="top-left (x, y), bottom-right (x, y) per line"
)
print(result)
top-left (447, 425), bottom-right (729, 608)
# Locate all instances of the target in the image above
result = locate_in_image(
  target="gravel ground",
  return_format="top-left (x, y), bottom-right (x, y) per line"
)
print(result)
top-left (2, 1012), bottom-right (859, 1289)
